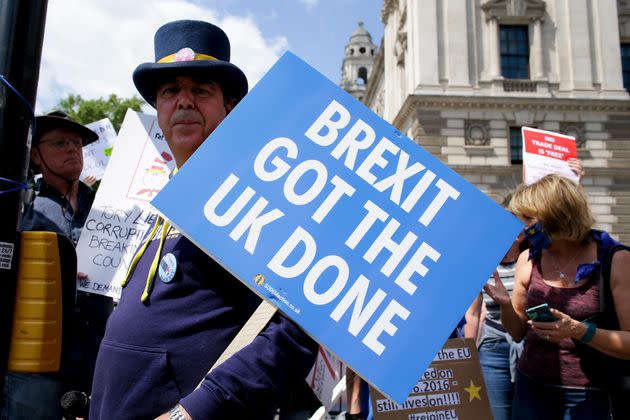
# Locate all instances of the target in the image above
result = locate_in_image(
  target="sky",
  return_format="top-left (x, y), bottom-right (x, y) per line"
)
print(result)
top-left (36, 0), bottom-right (384, 113)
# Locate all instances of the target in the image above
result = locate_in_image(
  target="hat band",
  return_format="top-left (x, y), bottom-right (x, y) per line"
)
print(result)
top-left (157, 52), bottom-right (217, 64)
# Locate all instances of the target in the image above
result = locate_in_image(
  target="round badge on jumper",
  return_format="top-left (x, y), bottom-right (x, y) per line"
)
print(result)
top-left (158, 253), bottom-right (177, 283)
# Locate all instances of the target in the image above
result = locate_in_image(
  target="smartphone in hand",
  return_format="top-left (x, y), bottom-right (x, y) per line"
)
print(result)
top-left (525, 303), bottom-right (557, 322)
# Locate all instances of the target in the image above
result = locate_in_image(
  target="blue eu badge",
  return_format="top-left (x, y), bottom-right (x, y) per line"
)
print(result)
top-left (158, 253), bottom-right (177, 283)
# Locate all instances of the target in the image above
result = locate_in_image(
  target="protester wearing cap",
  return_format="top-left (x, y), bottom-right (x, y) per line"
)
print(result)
top-left (22, 111), bottom-right (98, 243)
top-left (1, 112), bottom-right (114, 418)
top-left (89, 20), bottom-right (317, 420)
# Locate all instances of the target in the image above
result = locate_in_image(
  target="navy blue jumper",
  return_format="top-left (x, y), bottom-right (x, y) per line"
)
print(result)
top-left (89, 227), bottom-right (318, 419)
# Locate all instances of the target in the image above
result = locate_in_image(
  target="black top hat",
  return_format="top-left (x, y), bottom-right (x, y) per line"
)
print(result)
top-left (133, 20), bottom-right (249, 107)
top-left (34, 111), bottom-right (98, 146)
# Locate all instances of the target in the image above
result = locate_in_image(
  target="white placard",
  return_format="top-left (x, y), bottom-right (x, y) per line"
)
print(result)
top-left (0, 241), bottom-right (15, 270)
top-left (306, 346), bottom-right (346, 410)
top-left (76, 110), bottom-right (175, 298)
top-left (81, 118), bottom-right (118, 181)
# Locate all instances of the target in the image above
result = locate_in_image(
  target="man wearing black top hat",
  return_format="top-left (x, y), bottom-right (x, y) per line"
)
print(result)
top-left (2, 112), bottom-right (114, 418)
top-left (89, 20), bottom-right (317, 420)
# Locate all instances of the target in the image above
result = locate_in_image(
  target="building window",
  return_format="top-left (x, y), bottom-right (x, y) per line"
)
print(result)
top-left (500, 25), bottom-right (529, 79)
top-left (357, 67), bottom-right (368, 85)
top-left (621, 43), bottom-right (630, 91)
top-left (509, 127), bottom-right (523, 164)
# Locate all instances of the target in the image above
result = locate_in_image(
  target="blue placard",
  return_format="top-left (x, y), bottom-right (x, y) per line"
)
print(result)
top-left (151, 52), bottom-right (523, 403)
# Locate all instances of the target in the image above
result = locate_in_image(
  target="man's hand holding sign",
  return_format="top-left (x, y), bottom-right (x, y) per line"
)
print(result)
top-left (151, 51), bottom-right (522, 403)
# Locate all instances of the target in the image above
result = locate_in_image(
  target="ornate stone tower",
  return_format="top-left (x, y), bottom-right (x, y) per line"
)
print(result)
top-left (340, 21), bottom-right (378, 101)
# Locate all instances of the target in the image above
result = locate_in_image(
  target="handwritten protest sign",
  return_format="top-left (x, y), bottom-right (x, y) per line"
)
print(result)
top-left (76, 110), bottom-right (175, 298)
top-left (151, 52), bottom-right (522, 402)
top-left (81, 118), bottom-right (117, 181)
top-left (370, 339), bottom-right (491, 420)
top-left (522, 127), bottom-right (578, 185)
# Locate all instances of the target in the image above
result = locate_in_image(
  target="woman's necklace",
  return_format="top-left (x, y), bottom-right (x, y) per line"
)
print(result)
top-left (548, 246), bottom-right (582, 280)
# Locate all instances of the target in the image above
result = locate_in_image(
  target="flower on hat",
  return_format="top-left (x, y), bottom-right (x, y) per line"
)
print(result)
top-left (174, 48), bottom-right (196, 62)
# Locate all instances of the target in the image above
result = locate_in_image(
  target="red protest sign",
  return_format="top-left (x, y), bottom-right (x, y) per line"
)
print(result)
top-left (521, 127), bottom-right (578, 185)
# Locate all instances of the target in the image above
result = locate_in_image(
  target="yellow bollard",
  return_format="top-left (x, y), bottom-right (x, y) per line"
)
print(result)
top-left (8, 231), bottom-right (64, 372)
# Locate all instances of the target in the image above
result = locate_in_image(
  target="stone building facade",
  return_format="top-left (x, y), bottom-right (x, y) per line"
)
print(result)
top-left (356, 0), bottom-right (630, 242)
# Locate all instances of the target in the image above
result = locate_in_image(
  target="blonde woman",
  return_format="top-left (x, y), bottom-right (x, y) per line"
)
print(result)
top-left (485, 174), bottom-right (630, 419)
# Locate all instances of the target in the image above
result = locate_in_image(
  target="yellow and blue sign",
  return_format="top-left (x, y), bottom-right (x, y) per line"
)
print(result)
top-left (151, 52), bottom-right (522, 403)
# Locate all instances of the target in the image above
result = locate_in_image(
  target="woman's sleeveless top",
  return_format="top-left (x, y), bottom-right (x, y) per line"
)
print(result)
top-left (518, 262), bottom-right (602, 387)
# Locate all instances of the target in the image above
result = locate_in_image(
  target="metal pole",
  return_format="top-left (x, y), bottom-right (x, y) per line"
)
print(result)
top-left (0, 0), bottom-right (48, 392)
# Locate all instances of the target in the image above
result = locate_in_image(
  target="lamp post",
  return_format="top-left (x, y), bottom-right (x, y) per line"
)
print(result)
top-left (0, 0), bottom-right (48, 392)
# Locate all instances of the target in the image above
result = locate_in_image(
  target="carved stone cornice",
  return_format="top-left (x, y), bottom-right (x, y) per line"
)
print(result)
top-left (451, 164), bottom-right (630, 179)
top-left (449, 164), bottom-right (630, 178)
top-left (392, 94), bottom-right (630, 130)
top-left (481, 0), bottom-right (546, 23)
top-left (381, 0), bottom-right (399, 23)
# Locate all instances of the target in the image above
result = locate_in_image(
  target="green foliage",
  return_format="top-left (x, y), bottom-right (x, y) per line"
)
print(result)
top-left (53, 94), bottom-right (145, 132)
